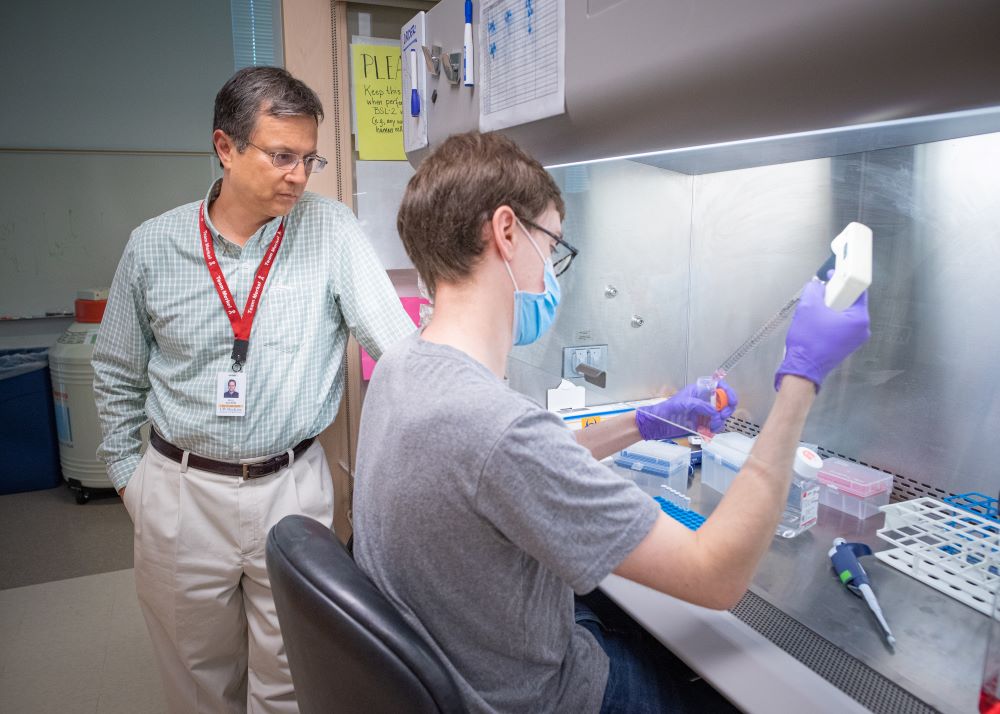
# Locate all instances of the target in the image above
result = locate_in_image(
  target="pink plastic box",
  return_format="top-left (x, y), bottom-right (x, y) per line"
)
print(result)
top-left (817, 457), bottom-right (893, 520)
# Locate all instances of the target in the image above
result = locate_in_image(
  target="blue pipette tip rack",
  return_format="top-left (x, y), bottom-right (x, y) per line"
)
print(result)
top-left (943, 492), bottom-right (999, 523)
top-left (654, 497), bottom-right (706, 531)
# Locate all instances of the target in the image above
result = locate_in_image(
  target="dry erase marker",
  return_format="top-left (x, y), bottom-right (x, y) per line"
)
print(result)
top-left (409, 48), bottom-right (420, 117)
top-left (463, 0), bottom-right (474, 86)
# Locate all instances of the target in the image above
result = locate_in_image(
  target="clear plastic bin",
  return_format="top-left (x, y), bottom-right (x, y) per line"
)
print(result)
top-left (700, 432), bottom-right (754, 494)
top-left (817, 458), bottom-right (893, 520)
top-left (613, 441), bottom-right (690, 499)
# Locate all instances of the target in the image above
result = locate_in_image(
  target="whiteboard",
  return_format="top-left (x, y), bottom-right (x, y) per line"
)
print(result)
top-left (0, 151), bottom-right (220, 317)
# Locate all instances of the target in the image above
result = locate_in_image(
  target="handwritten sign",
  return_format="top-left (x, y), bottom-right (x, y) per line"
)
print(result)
top-left (351, 44), bottom-right (405, 160)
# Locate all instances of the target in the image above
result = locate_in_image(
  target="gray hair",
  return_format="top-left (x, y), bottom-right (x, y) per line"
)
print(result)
top-left (213, 66), bottom-right (324, 157)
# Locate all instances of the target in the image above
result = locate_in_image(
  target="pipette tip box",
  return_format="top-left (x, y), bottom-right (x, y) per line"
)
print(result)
top-left (699, 432), bottom-right (754, 494)
top-left (613, 441), bottom-right (690, 498)
top-left (816, 458), bottom-right (893, 521)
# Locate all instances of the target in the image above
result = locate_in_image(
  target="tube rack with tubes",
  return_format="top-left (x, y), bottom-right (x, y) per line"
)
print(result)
top-left (654, 496), bottom-right (706, 532)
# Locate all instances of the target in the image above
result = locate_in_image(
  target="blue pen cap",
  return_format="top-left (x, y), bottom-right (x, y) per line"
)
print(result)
top-left (465, 0), bottom-right (472, 23)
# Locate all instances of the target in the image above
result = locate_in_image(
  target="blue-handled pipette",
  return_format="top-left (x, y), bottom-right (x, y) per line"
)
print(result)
top-left (829, 537), bottom-right (896, 651)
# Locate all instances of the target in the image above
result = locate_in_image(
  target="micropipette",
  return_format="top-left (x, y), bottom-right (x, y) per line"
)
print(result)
top-left (829, 537), bottom-right (897, 651)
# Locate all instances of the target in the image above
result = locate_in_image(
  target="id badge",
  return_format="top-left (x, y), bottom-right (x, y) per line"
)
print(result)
top-left (217, 372), bottom-right (246, 417)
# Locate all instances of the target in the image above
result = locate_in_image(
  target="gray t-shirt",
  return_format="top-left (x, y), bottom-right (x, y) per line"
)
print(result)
top-left (354, 334), bottom-right (659, 713)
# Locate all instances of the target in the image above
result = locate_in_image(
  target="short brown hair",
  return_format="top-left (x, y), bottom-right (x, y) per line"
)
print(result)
top-left (213, 67), bottom-right (323, 158)
top-left (397, 131), bottom-right (564, 296)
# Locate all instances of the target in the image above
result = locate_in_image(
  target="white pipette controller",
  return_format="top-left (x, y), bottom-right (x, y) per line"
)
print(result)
top-left (713, 221), bottom-right (873, 382)
top-left (824, 222), bottom-right (873, 310)
top-left (633, 223), bottom-right (872, 441)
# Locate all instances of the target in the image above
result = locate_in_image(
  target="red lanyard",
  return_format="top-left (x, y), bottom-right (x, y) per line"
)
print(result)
top-left (199, 202), bottom-right (285, 371)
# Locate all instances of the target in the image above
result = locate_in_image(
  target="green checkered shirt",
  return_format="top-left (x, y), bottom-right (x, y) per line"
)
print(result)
top-left (93, 180), bottom-right (414, 490)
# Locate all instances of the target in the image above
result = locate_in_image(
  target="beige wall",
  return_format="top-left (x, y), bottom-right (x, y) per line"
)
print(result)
top-left (282, 0), bottom-right (359, 542)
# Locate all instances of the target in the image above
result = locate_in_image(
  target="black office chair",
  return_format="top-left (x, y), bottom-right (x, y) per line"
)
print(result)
top-left (266, 515), bottom-right (465, 714)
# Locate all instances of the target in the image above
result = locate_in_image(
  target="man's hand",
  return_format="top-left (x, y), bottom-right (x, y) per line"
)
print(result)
top-left (775, 279), bottom-right (871, 391)
top-left (635, 380), bottom-right (738, 440)
top-left (118, 486), bottom-right (126, 498)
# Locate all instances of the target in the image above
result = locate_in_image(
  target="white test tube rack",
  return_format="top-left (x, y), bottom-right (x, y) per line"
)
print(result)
top-left (875, 497), bottom-right (999, 615)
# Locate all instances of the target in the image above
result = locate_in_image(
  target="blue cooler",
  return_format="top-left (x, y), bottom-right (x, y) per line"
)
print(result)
top-left (0, 348), bottom-right (62, 494)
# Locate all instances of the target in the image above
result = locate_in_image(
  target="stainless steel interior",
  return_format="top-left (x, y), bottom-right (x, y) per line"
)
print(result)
top-left (509, 130), bottom-right (1000, 497)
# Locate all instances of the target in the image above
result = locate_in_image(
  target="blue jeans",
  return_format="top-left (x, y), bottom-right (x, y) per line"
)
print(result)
top-left (575, 589), bottom-right (740, 714)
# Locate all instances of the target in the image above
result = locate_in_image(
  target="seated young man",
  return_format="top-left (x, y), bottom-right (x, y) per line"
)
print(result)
top-left (353, 131), bottom-right (870, 713)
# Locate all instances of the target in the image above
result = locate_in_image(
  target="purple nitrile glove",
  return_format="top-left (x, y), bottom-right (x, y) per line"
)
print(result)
top-left (635, 380), bottom-right (739, 440)
top-left (775, 278), bottom-right (871, 392)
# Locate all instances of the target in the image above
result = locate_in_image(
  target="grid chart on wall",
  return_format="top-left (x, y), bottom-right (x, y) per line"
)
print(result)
top-left (481, 0), bottom-right (560, 116)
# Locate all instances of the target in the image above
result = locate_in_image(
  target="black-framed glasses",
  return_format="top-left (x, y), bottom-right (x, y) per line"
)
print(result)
top-left (247, 141), bottom-right (328, 174)
top-left (520, 217), bottom-right (578, 277)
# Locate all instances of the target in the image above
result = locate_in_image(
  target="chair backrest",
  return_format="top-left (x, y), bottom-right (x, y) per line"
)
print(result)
top-left (266, 515), bottom-right (465, 714)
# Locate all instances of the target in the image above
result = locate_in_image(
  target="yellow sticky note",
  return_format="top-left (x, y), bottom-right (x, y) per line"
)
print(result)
top-left (351, 44), bottom-right (405, 161)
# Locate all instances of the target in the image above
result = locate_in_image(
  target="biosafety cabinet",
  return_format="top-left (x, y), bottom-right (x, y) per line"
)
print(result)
top-left (403, 3), bottom-right (1000, 713)
top-left (403, 0), bottom-right (1000, 170)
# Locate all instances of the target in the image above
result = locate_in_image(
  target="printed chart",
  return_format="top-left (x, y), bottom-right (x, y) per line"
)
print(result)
top-left (479, 0), bottom-right (564, 132)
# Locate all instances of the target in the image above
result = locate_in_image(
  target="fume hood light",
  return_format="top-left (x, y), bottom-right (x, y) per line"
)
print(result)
top-left (564, 165), bottom-right (591, 193)
top-left (543, 105), bottom-right (1000, 172)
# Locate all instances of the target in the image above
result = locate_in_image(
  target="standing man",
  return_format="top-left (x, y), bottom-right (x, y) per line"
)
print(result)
top-left (93, 67), bottom-right (414, 713)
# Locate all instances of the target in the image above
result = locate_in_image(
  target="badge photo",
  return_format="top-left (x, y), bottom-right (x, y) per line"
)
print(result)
top-left (217, 372), bottom-right (246, 417)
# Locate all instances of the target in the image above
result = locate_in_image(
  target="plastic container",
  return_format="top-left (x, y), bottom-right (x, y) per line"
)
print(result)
top-left (49, 288), bottom-right (115, 500)
top-left (0, 348), bottom-right (62, 494)
top-left (981, 568), bottom-right (1000, 713)
top-left (700, 432), bottom-right (754, 494)
top-left (776, 447), bottom-right (822, 538)
top-left (614, 440), bottom-right (690, 499)
top-left (817, 458), bottom-right (893, 520)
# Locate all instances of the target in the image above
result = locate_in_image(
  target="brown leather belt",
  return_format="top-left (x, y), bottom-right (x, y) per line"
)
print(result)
top-left (150, 429), bottom-right (314, 479)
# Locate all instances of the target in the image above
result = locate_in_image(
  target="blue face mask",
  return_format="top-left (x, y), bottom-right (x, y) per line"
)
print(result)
top-left (504, 220), bottom-right (562, 346)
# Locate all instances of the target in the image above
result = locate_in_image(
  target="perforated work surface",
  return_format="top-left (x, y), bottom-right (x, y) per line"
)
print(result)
top-left (729, 591), bottom-right (940, 714)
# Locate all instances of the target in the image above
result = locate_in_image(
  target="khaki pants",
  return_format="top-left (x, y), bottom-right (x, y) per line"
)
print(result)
top-left (124, 441), bottom-right (334, 714)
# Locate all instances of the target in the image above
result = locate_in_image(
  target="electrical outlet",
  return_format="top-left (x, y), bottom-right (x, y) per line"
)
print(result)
top-left (562, 344), bottom-right (608, 380)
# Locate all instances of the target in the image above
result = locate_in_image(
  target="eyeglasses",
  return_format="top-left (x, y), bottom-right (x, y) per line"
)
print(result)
top-left (520, 218), bottom-right (578, 277)
top-left (247, 141), bottom-right (328, 174)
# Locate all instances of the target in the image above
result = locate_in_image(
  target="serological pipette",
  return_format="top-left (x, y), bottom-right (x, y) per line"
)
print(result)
top-left (712, 287), bottom-right (806, 382)
top-left (695, 222), bottom-right (873, 432)
top-left (627, 404), bottom-right (708, 441)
